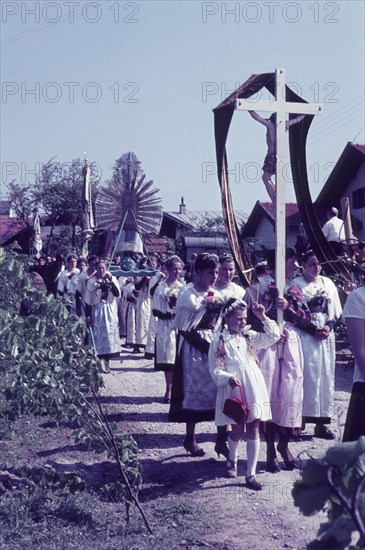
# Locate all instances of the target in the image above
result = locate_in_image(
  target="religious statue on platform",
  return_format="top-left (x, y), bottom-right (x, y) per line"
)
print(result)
top-left (248, 111), bottom-right (305, 203)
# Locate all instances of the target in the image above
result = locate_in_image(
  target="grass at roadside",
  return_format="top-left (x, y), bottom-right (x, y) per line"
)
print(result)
top-left (0, 488), bottom-right (213, 550)
top-left (0, 408), bottom-right (213, 549)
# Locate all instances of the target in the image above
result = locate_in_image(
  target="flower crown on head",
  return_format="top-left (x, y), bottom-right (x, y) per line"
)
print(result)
top-left (219, 252), bottom-right (234, 263)
top-left (222, 298), bottom-right (247, 318)
top-left (201, 252), bottom-right (219, 261)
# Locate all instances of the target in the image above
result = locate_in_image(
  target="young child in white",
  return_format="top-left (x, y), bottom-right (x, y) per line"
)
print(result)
top-left (208, 298), bottom-right (280, 490)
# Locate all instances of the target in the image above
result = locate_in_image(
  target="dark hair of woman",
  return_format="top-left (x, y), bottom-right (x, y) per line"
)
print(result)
top-left (194, 252), bottom-right (219, 272)
top-left (285, 248), bottom-right (296, 260)
top-left (302, 249), bottom-right (317, 265)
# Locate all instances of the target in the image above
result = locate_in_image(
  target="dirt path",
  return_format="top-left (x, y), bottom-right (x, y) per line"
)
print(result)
top-left (102, 341), bottom-right (354, 550)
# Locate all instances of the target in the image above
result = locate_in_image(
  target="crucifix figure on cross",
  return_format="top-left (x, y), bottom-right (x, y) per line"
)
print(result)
top-left (237, 69), bottom-right (322, 206)
top-left (236, 68), bottom-right (322, 328)
top-left (248, 110), bottom-right (305, 204)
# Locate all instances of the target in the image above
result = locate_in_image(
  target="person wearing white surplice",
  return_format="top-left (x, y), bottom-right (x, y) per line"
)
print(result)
top-left (73, 257), bottom-right (88, 316)
top-left (144, 263), bottom-right (167, 359)
top-left (84, 259), bottom-right (121, 362)
top-left (152, 256), bottom-right (184, 403)
top-left (57, 255), bottom-right (80, 312)
top-left (134, 275), bottom-right (152, 354)
top-left (117, 275), bottom-right (130, 338)
top-left (292, 250), bottom-right (342, 439)
top-left (75, 256), bottom-right (96, 318)
top-left (209, 298), bottom-right (280, 490)
top-left (123, 277), bottom-right (138, 351)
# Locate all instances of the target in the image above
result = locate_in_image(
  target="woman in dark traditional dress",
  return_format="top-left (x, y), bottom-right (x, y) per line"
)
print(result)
top-left (168, 253), bottom-right (224, 457)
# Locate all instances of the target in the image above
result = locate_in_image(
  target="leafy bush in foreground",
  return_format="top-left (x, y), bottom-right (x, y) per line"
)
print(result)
top-left (0, 247), bottom-right (150, 531)
top-left (293, 436), bottom-right (365, 548)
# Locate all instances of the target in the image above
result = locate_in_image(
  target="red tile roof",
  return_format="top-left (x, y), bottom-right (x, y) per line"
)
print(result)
top-left (259, 202), bottom-right (301, 225)
top-left (0, 216), bottom-right (28, 244)
top-left (241, 200), bottom-right (303, 239)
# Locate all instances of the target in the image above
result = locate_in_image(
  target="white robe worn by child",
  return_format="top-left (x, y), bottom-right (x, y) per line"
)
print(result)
top-left (209, 320), bottom-right (280, 426)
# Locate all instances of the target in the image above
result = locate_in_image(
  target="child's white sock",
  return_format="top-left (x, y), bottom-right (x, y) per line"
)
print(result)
top-left (228, 436), bottom-right (240, 463)
top-left (246, 438), bottom-right (260, 477)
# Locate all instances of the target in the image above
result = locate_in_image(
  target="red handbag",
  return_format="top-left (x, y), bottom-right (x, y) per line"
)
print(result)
top-left (223, 382), bottom-right (249, 425)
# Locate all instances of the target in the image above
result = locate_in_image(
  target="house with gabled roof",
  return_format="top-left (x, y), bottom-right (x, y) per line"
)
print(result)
top-left (0, 199), bottom-right (30, 247)
top-left (240, 142), bottom-right (365, 251)
top-left (161, 197), bottom-right (248, 240)
top-left (315, 142), bottom-right (365, 241)
top-left (240, 201), bottom-right (301, 250)
top-left (160, 196), bottom-right (248, 260)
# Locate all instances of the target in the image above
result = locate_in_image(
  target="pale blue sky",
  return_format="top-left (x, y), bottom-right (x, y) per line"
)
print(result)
top-left (1, 0), bottom-right (364, 216)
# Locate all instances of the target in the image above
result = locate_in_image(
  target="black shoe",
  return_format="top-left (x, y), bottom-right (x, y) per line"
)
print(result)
top-left (266, 458), bottom-right (281, 473)
top-left (245, 475), bottom-right (263, 491)
top-left (314, 425), bottom-right (335, 440)
top-left (214, 440), bottom-right (230, 459)
top-left (133, 346), bottom-right (141, 354)
top-left (277, 443), bottom-right (298, 470)
top-left (183, 439), bottom-right (205, 457)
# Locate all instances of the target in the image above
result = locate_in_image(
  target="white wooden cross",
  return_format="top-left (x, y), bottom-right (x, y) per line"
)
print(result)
top-left (236, 68), bottom-right (322, 327)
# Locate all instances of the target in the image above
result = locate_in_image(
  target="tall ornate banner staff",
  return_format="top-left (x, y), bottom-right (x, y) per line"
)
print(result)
top-left (32, 210), bottom-right (43, 259)
top-left (81, 155), bottom-right (95, 257)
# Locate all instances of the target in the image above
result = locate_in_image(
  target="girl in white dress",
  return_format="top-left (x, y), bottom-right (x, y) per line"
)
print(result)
top-left (213, 252), bottom-right (247, 459)
top-left (209, 298), bottom-right (280, 490)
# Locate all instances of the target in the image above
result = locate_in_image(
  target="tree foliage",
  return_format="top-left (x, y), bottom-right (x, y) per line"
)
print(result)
top-left (6, 182), bottom-right (37, 229)
top-left (192, 214), bottom-right (227, 238)
top-left (0, 248), bottom-right (151, 531)
top-left (293, 437), bottom-right (365, 548)
top-left (6, 158), bottom-right (100, 255)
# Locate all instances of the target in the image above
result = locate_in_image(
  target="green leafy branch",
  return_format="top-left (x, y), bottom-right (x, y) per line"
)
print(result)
top-left (293, 437), bottom-right (365, 548)
top-left (0, 247), bottom-right (152, 533)
top-left (326, 464), bottom-right (365, 544)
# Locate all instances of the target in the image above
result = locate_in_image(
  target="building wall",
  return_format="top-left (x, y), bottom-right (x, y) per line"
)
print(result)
top-left (253, 217), bottom-right (297, 249)
top-left (344, 162), bottom-right (365, 242)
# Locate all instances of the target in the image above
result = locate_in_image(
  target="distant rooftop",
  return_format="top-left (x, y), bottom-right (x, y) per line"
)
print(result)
top-left (259, 202), bottom-right (301, 225)
top-left (165, 197), bottom-right (248, 230)
top-left (165, 209), bottom-right (248, 229)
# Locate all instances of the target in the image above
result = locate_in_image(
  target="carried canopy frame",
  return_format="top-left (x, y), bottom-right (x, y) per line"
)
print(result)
top-left (213, 71), bottom-right (352, 289)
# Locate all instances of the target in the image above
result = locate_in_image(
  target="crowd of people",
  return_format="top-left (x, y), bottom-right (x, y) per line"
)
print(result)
top-left (29, 245), bottom-right (365, 491)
